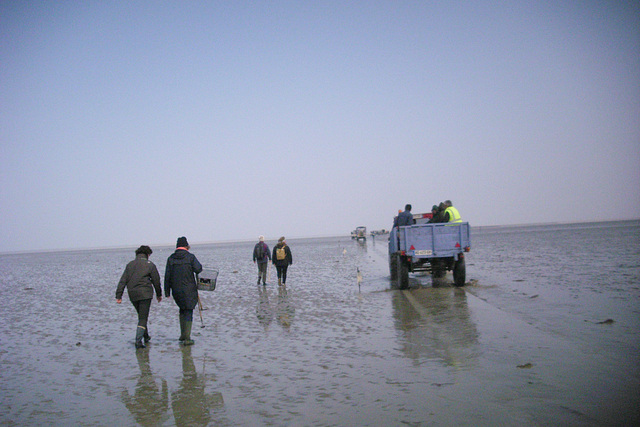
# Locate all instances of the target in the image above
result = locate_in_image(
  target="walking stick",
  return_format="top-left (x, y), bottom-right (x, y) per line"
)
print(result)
top-left (196, 273), bottom-right (205, 328)
top-left (197, 295), bottom-right (205, 328)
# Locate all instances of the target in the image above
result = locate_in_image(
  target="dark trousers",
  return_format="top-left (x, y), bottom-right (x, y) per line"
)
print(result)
top-left (179, 308), bottom-right (193, 322)
top-left (132, 298), bottom-right (152, 328)
top-left (257, 262), bottom-right (268, 283)
top-left (276, 265), bottom-right (288, 284)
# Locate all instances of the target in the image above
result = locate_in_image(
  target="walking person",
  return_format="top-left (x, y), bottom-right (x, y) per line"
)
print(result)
top-left (253, 235), bottom-right (271, 285)
top-left (165, 236), bottom-right (202, 346)
top-left (272, 236), bottom-right (293, 286)
top-left (116, 245), bottom-right (163, 349)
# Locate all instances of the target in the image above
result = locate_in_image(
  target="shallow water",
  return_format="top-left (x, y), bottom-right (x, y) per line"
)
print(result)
top-left (1, 221), bottom-right (638, 426)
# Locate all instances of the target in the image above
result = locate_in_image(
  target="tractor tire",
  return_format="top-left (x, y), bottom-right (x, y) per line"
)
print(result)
top-left (389, 253), bottom-right (398, 280)
top-left (453, 256), bottom-right (466, 287)
top-left (398, 254), bottom-right (409, 290)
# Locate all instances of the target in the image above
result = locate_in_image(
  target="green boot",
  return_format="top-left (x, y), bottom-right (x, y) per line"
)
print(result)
top-left (182, 321), bottom-right (194, 346)
top-left (135, 326), bottom-right (146, 349)
top-left (178, 316), bottom-right (186, 341)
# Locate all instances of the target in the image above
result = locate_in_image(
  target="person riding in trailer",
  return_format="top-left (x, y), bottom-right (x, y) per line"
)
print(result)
top-left (443, 200), bottom-right (462, 223)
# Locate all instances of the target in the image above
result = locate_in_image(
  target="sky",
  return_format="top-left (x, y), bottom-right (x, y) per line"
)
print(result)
top-left (1, 1), bottom-right (639, 253)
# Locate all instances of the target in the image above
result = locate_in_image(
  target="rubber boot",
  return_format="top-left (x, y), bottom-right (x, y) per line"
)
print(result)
top-left (278, 278), bottom-right (282, 286)
top-left (178, 315), bottom-right (186, 341)
top-left (135, 326), bottom-right (146, 349)
top-left (182, 321), bottom-right (194, 346)
top-left (143, 329), bottom-right (151, 344)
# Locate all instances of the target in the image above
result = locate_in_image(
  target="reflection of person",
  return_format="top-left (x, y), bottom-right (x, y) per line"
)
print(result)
top-left (276, 285), bottom-right (295, 331)
top-left (171, 346), bottom-right (224, 426)
top-left (121, 350), bottom-right (168, 425)
top-left (253, 236), bottom-right (271, 285)
top-left (256, 285), bottom-right (273, 331)
top-left (116, 245), bottom-right (162, 349)
top-left (165, 237), bottom-right (203, 346)
top-left (272, 236), bottom-right (293, 286)
top-left (394, 204), bottom-right (415, 227)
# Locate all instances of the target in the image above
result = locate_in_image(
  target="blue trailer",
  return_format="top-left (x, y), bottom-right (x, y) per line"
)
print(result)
top-left (388, 221), bottom-right (471, 289)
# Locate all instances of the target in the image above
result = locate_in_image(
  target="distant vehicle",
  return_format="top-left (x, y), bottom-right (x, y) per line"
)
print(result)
top-left (370, 229), bottom-right (389, 236)
top-left (388, 214), bottom-right (470, 289)
top-left (351, 226), bottom-right (367, 240)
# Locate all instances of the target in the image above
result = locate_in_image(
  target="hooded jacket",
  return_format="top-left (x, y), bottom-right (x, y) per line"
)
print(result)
top-left (164, 249), bottom-right (203, 310)
top-left (116, 254), bottom-right (162, 301)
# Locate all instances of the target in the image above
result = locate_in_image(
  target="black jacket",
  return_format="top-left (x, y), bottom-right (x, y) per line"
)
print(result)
top-left (429, 211), bottom-right (445, 223)
top-left (164, 249), bottom-right (203, 310)
top-left (116, 255), bottom-right (162, 301)
top-left (272, 243), bottom-right (293, 267)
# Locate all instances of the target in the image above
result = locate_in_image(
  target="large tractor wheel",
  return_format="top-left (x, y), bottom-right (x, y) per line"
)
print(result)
top-left (453, 256), bottom-right (466, 287)
top-left (398, 254), bottom-right (409, 290)
top-left (389, 253), bottom-right (398, 280)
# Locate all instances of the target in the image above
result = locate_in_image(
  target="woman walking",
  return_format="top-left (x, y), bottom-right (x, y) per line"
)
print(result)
top-left (164, 236), bottom-right (203, 346)
top-left (116, 245), bottom-right (163, 349)
top-left (272, 236), bottom-right (293, 286)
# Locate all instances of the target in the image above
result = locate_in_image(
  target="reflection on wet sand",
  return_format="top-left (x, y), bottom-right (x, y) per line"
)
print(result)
top-left (256, 284), bottom-right (295, 332)
top-left (121, 350), bottom-right (169, 426)
top-left (256, 285), bottom-right (273, 330)
top-left (3, 228), bottom-right (637, 425)
top-left (276, 286), bottom-right (295, 331)
top-left (171, 346), bottom-right (224, 426)
top-left (392, 287), bottom-right (480, 368)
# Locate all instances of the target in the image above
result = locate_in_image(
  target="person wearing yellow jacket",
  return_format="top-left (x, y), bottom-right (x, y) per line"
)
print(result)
top-left (443, 200), bottom-right (462, 223)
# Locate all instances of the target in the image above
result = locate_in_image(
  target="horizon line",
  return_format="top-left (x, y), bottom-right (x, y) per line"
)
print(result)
top-left (1, 218), bottom-right (638, 256)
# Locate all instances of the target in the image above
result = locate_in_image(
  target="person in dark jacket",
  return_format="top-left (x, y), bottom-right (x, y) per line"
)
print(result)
top-left (165, 236), bottom-right (202, 346)
top-left (272, 236), bottom-right (293, 286)
top-left (116, 245), bottom-right (163, 349)
top-left (428, 203), bottom-right (446, 223)
top-left (253, 235), bottom-right (271, 285)
top-left (393, 204), bottom-right (415, 227)
top-left (427, 205), bottom-right (439, 223)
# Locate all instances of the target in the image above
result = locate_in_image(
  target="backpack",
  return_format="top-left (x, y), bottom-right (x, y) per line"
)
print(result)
top-left (255, 243), bottom-right (265, 260)
top-left (276, 246), bottom-right (286, 261)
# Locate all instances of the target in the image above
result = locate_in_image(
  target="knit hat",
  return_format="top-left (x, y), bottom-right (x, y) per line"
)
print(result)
top-left (278, 236), bottom-right (285, 243)
top-left (176, 236), bottom-right (189, 248)
top-left (135, 245), bottom-right (153, 256)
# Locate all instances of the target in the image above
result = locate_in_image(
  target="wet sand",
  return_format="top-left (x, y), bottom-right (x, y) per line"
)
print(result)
top-left (1, 224), bottom-right (639, 426)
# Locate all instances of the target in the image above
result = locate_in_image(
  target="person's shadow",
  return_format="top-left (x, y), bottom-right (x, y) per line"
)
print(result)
top-left (171, 346), bottom-right (224, 426)
top-left (121, 350), bottom-right (169, 426)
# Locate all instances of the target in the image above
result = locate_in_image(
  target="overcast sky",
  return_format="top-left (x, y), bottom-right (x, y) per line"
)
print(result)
top-left (1, 1), bottom-right (638, 253)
